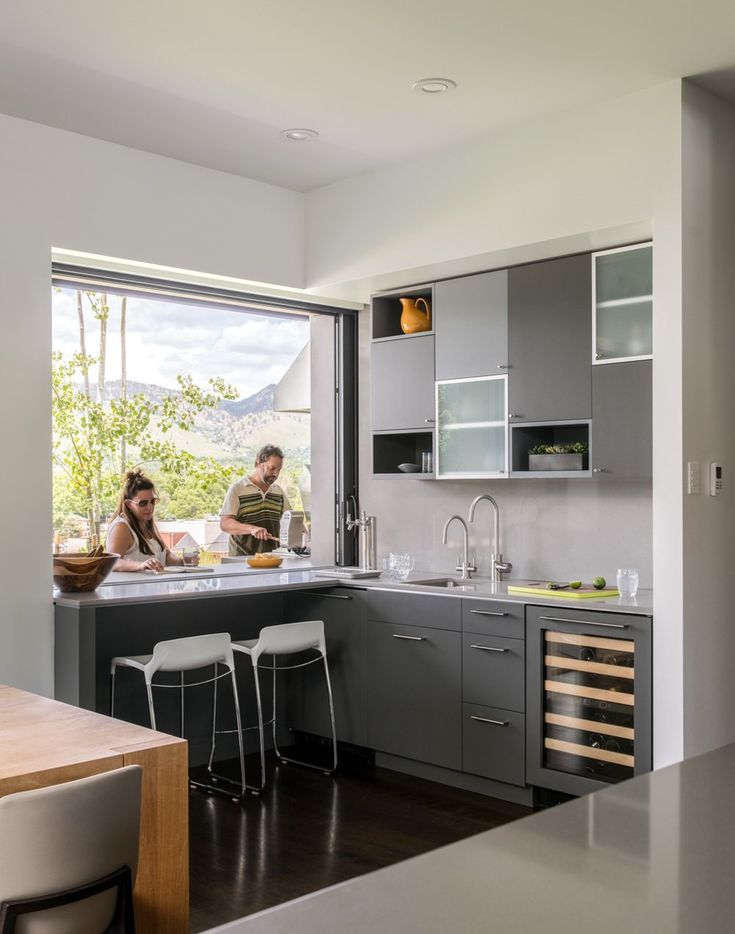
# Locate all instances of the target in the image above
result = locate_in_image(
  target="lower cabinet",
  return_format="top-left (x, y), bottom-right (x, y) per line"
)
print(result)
top-left (461, 599), bottom-right (526, 785)
top-left (366, 619), bottom-right (461, 770)
top-left (462, 704), bottom-right (526, 787)
top-left (285, 587), bottom-right (367, 747)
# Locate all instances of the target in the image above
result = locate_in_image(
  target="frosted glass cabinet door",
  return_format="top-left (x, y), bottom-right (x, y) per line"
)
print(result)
top-left (593, 243), bottom-right (653, 363)
top-left (436, 376), bottom-right (507, 478)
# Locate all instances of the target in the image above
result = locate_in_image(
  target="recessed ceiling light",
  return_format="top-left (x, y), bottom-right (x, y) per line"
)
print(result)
top-left (411, 77), bottom-right (457, 94)
top-left (280, 128), bottom-right (319, 142)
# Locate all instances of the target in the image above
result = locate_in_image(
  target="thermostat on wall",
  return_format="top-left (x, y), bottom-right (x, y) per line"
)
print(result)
top-left (710, 462), bottom-right (723, 496)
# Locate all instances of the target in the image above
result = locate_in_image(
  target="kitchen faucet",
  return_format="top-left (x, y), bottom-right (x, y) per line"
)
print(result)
top-left (468, 494), bottom-right (513, 583)
top-left (442, 515), bottom-right (476, 580)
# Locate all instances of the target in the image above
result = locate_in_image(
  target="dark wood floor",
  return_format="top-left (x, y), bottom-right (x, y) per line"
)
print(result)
top-left (189, 751), bottom-right (532, 932)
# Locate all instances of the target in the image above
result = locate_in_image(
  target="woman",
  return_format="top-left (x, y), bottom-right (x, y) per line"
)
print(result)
top-left (107, 470), bottom-right (185, 572)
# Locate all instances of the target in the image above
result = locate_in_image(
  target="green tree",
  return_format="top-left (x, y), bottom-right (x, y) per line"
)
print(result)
top-left (52, 351), bottom-right (237, 540)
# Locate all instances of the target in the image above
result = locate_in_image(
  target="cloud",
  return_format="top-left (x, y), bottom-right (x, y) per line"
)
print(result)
top-left (52, 288), bottom-right (310, 398)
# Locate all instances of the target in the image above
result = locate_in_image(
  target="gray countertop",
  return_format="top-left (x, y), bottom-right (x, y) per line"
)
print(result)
top-left (205, 740), bottom-right (734, 933)
top-left (53, 563), bottom-right (653, 615)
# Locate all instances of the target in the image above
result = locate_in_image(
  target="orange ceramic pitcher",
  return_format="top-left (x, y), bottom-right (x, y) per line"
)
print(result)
top-left (399, 297), bottom-right (432, 334)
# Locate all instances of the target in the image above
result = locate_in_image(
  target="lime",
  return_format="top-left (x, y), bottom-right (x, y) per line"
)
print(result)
top-left (569, 580), bottom-right (582, 589)
top-left (592, 576), bottom-right (606, 590)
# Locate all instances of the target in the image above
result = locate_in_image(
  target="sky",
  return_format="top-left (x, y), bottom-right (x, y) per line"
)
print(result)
top-left (52, 287), bottom-right (311, 399)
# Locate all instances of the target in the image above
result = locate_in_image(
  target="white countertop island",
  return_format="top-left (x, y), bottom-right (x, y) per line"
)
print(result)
top-left (205, 740), bottom-right (732, 933)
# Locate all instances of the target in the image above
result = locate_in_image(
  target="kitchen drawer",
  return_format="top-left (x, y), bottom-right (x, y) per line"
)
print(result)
top-left (462, 598), bottom-right (524, 638)
top-left (462, 633), bottom-right (524, 711)
top-left (367, 590), bottom-right (461, 631)
top-left (462, 703), bottom-right (525, 787)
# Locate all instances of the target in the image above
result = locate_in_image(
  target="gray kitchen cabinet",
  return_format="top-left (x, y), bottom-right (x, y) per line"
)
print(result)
top-left (366, 618), bottom-right (461, 770)
top-left (591, 360), bottom-right (652, 479)
top-left (434, 271), bottom-right (508, 380)
top-left (367, 590), bottom-right (461, 631)
top-left (593, 243), bottom-right (653, 364)
top-left (371, 334), bottom-right (435, 432)
top-left (462, 703), bottom-right (526, 787)
top-left (508, 254), bottom-right (592, 423)
top-left (285, 587), bottom-right (367, 747)
top-left (462, 633), bottom-right (525, 712)
top-left (461, 597), bottom-right (526, 784)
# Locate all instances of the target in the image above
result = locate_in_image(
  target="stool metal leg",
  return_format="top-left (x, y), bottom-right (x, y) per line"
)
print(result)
top-left (110, 669), bottom-right (117, 718)
top-left (272, 653), bottom-right (338, 776)
top-left (206, 664), bottom-right (259, 797)
top-left (252, 664), bottom-right (267, 792)
top-left (145, 680), bottom-right (157, 730)
top-left (180, 671), bottom-right (185, 739)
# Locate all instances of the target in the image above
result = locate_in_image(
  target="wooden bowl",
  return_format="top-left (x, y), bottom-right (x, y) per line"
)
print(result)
top-left (53, 552), bottom-right (120, 592)
top-left (246, 555), bottom-right (284, 569)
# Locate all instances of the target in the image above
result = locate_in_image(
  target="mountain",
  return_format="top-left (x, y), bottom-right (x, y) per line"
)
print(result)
top-left (84, 379), bottom-right (308, 460)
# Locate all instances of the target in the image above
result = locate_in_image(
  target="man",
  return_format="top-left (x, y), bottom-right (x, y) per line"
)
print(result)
top-left (220, 445), bottom-right (291, 556)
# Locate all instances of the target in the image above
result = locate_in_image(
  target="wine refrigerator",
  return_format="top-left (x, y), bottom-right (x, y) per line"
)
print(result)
top-left (526, 605), bottom-right (652, 797)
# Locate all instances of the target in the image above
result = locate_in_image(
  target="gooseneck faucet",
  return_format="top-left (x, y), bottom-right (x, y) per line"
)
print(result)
top-left (442, 515), bottom-right (476, 580)
top-left (468, 494), bottom-right (512, 583)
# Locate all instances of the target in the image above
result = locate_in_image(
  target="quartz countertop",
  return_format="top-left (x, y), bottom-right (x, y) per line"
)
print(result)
top-left (54, 563), bottom-right (653, 615)
top-left (204, 740), bottom-right (733, 933)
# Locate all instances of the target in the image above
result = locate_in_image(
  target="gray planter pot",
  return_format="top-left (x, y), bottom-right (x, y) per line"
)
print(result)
top-left (528, 453), bottom-right (587, 471)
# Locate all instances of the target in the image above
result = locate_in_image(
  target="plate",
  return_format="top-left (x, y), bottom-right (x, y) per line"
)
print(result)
top-left (397, 463), bottom-right (421, 473)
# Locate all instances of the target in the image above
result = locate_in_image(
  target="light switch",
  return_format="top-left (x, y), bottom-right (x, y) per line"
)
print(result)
top-left (687, 461), bottom-right (701, 495)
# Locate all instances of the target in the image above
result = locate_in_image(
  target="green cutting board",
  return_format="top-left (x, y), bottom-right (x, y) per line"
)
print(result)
top-left (507, 582), bottom-right (619, 599)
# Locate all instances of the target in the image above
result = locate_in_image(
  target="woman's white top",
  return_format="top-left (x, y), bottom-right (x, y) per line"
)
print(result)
top-left (106, 514), bottom-right (167, 565)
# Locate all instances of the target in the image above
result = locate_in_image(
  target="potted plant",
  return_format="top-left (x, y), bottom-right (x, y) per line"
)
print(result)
top-left (528, 442), bottom-right (589, 471)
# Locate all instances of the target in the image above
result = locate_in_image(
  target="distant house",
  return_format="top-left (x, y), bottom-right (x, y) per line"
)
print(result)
top-left (159, 530), bottom-right (200, 552)
top-left (206, 531), bottom-right (230, 555)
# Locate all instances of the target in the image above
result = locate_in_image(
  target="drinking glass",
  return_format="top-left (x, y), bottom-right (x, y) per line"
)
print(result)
top-left (381, 555), bottom-right (397, 580)
top-left (616, 567), bottom-right (639, 597)
top-left (391, 553), bottom-right (415, 581)
top-left (182, 547), bottom-right (200, 567)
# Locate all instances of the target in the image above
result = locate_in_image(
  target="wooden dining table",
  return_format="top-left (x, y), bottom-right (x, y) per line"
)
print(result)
top-left (0, 684), bottom-right (189, 933)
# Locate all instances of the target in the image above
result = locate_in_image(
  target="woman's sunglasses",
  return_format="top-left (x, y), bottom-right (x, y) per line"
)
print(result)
top-left (128, 497), bottom-right (159, 508)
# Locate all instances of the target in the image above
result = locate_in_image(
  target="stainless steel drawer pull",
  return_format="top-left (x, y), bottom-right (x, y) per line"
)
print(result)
top-left (538, 615), bottom-right (627, 630)
top-left (470, 609), bottom-right (508, 618)
top-left (470, 644), bottom-right (508, 653)
top-left (302, 592), bottom-right (352, 600)
top-left (470, 715), bottom-right (509, 727)
top-left (392, 634), bottom-right (425, 641)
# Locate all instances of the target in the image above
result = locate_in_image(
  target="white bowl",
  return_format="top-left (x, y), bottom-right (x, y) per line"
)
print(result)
top-left (397, 463), bottom-right (421, 473)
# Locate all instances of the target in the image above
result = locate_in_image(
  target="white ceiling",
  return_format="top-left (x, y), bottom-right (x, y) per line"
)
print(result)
top-left (2, 0), bottom-right (735, 192)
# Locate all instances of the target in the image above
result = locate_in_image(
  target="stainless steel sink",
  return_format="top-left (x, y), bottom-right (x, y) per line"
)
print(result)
top-left (407, 578), bottom-right (472, 589)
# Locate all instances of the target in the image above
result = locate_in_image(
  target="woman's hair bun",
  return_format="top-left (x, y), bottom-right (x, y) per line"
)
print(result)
top-left (125, 467), bottom-right (144, 482)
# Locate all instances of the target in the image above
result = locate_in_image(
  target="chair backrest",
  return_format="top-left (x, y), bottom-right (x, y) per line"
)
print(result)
top-left (251, 620), bottom-right (326, 664)
top-left (149, 632), bottom-right (235, 674)
top-left (0, 765), bottom-right (142, 934)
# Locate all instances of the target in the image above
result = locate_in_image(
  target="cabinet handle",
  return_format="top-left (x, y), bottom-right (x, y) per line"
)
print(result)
top-left (392, 633), bottom-right (425, 641)
top-left (470, 609), bottom-right (508, 617)
top-left (302, 591), bottom-right (353, 600)
top-left (592, 467), bottom-right (607, 474)
top-left (425, 418), bottom-right (435, 424)
top-left (497, 364), bottom-right (511, 370)
top-left (470, 644), bottom-right (508, 653)
top-left (508, 413), bottom-right (523, 419)
top-left (538, 615), bottom-right (628, 630)
top-left (470, 715), bottom-right (509, 727)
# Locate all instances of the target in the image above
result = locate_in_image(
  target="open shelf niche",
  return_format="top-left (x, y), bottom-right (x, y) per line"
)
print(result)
top-left (510, 421), bottom-right (591, 478)
top-left (371, 284), bottom-right (434, 341)
top-left (372, 431), bottom-right (434, 477)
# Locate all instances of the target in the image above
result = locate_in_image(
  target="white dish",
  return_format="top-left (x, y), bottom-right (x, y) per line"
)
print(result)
top-left (397, 463), bottom-right (421, 473)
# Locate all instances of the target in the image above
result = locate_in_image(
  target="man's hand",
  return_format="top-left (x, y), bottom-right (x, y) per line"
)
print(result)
top-left (249, 525), bottom-right (270, 541)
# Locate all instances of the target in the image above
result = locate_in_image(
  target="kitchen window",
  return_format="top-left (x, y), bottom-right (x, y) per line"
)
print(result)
top-left (51, 264), bottom-right (358, 565)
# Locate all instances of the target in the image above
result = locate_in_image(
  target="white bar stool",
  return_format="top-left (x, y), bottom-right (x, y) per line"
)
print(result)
top-left (210, 620), bottom-right (337, 792)
top-left (110, 632), bottom-right (251, 800)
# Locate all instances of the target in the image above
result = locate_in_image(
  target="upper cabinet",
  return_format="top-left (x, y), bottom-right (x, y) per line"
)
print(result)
top-left (591, 360), bottom-right (652, 478)
top-left (592, 243), bottom-right (653, 364)
top-left (371, 334), bottom-right (435, 432)
top-left (507, 254), bottom-right (592, 423)
top-left (434, 271), bottom-right (508, 380)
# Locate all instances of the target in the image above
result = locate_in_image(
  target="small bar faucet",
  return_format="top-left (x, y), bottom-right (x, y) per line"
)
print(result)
top-left (442, 515), bottom-right (476, 580)
top-left (468, 494), bottom-right (512, 583)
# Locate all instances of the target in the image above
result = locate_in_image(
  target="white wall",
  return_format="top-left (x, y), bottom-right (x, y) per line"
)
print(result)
top-left (306, 82), bottom-right (685, 767)
top-left (680, 83), bottom-right (735, 758)
top-left (0, 113), bottom-right (305, 696)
